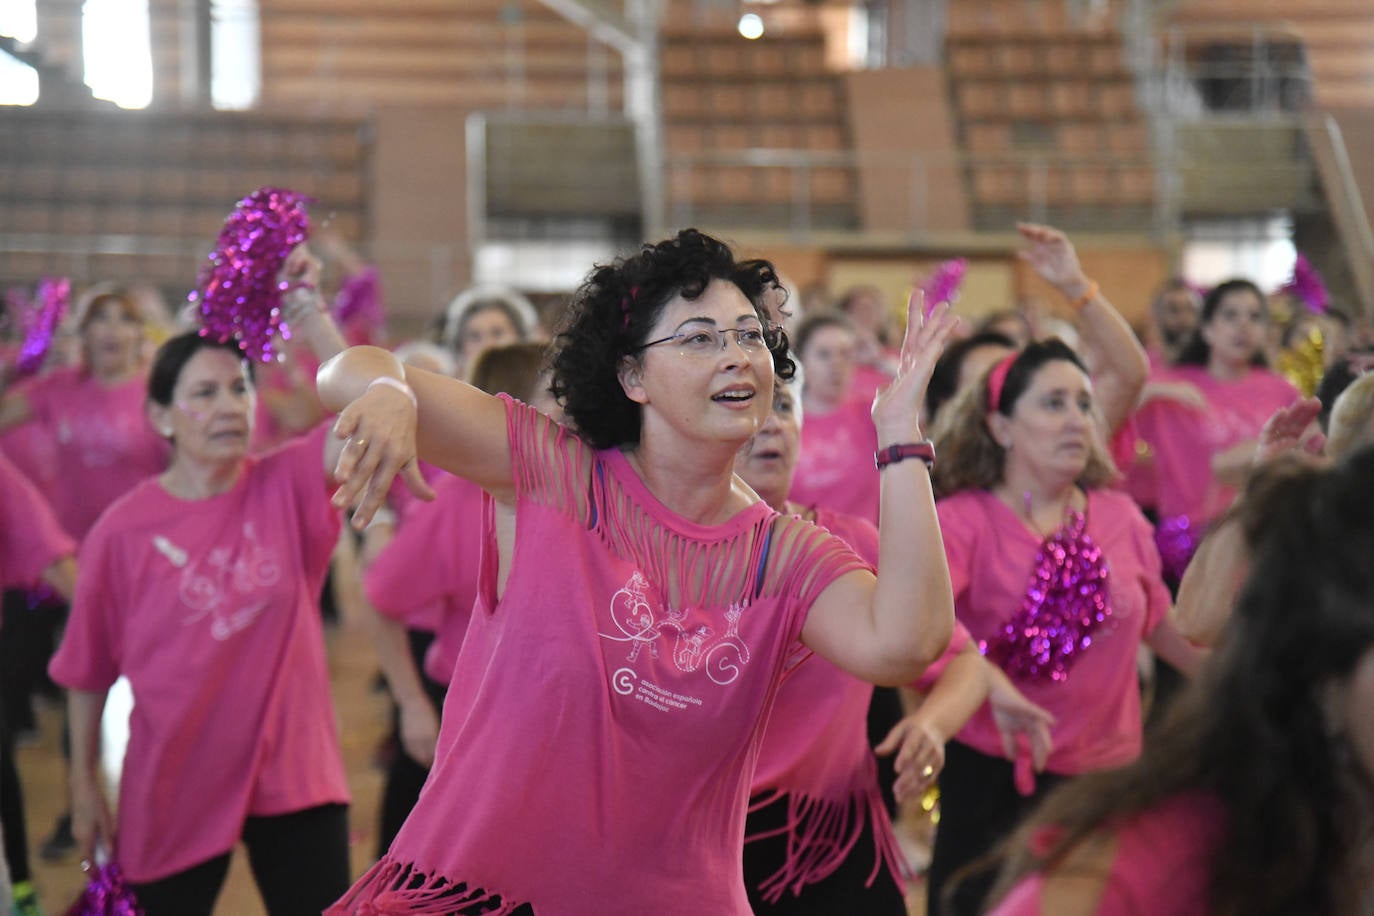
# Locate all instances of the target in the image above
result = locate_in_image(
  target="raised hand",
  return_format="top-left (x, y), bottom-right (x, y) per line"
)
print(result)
top-left (870, 292), bottom-right (961, 443)
top-left (1255, 396), bottom-right (1324, 465)
top-left (1016, 222), bottom-right (1092, 300)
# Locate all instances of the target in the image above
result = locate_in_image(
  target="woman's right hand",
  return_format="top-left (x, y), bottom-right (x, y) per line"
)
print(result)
top-left (331, 379), bottom-right (435, 528)
top-left (71, 772), bottom-right (115, 863)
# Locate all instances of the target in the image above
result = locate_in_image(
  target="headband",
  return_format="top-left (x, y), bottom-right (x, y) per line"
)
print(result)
top-left (986, 351), bottom-right (1019, 413)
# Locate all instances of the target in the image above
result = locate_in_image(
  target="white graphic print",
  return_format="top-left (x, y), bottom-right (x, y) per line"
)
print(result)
top-left (599, 571), bottom-right (751, 686)
top-left (158, 522), bottom-right (283, 641)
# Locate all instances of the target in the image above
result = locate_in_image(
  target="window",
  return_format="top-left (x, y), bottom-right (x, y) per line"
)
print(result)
top-left (212, 0), bottom-right (260, 110)
top-left (83, 0), bottom-right (153, 109)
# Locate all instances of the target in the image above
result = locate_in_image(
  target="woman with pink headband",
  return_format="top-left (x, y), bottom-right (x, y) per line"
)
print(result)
top-left (922, 337), bottom-right (1202, 916)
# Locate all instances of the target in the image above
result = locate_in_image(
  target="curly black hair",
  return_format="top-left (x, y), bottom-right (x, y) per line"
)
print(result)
top-left (549, 229), bottom-right (794, 450)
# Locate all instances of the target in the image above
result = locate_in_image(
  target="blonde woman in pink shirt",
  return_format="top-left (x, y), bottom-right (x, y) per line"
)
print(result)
top-left (987, 450), bottom-right (1374, 915)
top-left (924, 338), bottom-right (1203, 916)
top-left (319, 229), bottom-right (957, 915)
top-left (49, 249), bottom-right (358, 916)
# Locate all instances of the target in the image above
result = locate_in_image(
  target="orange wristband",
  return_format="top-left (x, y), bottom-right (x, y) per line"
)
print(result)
top-left (1068, 280), bottom-right (1099, 311)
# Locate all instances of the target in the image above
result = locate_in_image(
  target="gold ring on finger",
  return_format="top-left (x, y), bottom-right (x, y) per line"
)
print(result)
top-left (353, 437), bottom-right (368, 450)
top-left (921, 765), bottom-right (935, 778)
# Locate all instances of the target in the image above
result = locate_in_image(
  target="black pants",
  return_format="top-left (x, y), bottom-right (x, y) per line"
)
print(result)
top-left (926, 741), bottom-right (1065, 916)
top-left (866, 685), bottom-right (905, 817)
top-left (743, 792), bottom-right (906, 915)
top-left (0, 590), bottom-right (64, 736)
top-left (129, 803), bottom-right (350, 916)
top-left (377, 629), bottom-right (447, 857)
top-left (0, 699), bottom-right (31, 884)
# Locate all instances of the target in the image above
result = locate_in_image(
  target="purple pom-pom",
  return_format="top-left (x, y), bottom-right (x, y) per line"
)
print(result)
top-left (982, 511), bottom-right (1113, 684)
top-left (64, 860), bottom-right (144, 916)
top-left (190, 187), bottom-right (312, 363)
top-left (331, 266), bottom-right (385, 340)
top-left (16, 277), bottom-right (70, 377)
top-left (1279, 253), bottom-right (1329, 315)
top-left (920, 258), bottom-right (967, 316)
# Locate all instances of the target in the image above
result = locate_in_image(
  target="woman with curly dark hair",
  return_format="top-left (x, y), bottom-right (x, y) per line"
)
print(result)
top-left (987, 449), bottom-right (1374, 915)
top-left (318, 228), bottom-right (958, 914)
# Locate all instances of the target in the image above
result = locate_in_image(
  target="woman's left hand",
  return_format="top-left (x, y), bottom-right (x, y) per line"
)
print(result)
top-left (988, 673), bottom-right (1056, 772)
top-left (330, 381), bottom-right (435, 528)
top-left (875, 714), bottom-right (946, 805)
top-left (1017, 222), bottom-right (1092, 300)
top-left (870, 294), bottom-right (961, 442)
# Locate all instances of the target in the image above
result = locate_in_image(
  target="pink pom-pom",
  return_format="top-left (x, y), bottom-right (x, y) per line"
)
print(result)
top-left (920, 258), bottom-right (967, 316)
top-left (331, 266), bottom-right (386, 345)
top-left (16, 277), bottom-right (70, 377)
top-left (190, 187), bottom-right (312, 362)
top-left (64, 860), bottom-right (144, 916)
top-left (981, 511), bottom-right (1113, 684)
top-left (1279, 253), bottom-right (1329, 315)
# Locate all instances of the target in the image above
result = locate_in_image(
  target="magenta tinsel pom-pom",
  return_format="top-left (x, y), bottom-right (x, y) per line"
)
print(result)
top-left (16, 276), bottom-right (70, 377)
top-left (920, 258), bottom-right (967, 316)
top-left (64, 861), bottom-right (144, 916)
top-left (189, 187), bottom-right (312, 363)
top-left (332, 266), bottom-right (385, 339)
top-left (1154, 514), bottom-right (1201, 583)
top-left (983, 511), bottom-right (1113, 684)
top-left (1279, 253), bottom-right (1329, 315)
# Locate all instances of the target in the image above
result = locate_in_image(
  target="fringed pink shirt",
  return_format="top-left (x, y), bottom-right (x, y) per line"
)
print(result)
top-left (745, 507), bottom-right (905, 903)
top-left (331, 397), bottom-right (867, 916)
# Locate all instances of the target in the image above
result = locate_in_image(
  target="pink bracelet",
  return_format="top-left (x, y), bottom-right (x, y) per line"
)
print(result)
top-left (366, 376), bottom-right (417, 410)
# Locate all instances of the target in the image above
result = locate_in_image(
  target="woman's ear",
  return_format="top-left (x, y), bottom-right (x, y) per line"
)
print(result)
top-left (618, 356), bottom-right (648, 405)
top-left (146, 400), bottom-right (173, 438)
top-left (986, 411), bottom-right (1011, 449)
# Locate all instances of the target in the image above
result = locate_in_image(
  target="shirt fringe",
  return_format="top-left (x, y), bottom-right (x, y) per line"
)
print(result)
top-left (746, 783), bottom-right (905, 904)
top-left (327, 857), bottom-right (529, 916)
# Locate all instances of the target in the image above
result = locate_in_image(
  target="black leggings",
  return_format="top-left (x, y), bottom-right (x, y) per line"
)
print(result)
top-left (0, 699), bottom-right (30, 884)
top-left (926, 741), bottom-right (1065, 916)
top-left (130, 803), bottom-right (350, 916)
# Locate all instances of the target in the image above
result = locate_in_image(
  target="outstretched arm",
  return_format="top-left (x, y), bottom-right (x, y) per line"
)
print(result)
top-left (1017, 223), bottom-right (1148, 439)
top-left (801, 295), bottom-right (959, 685)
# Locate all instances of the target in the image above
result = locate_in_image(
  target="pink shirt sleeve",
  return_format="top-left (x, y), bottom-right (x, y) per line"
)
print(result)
top-left (50, 517), bottom-right (125, 692)
top-left (0, 451), bottom-right (74, 590)
top-left (935, 493), bottom-right (982, 601)
top-left (274, 423), bottom-right (341, 568)
top-left (911, 621), bottom-right (973, 692)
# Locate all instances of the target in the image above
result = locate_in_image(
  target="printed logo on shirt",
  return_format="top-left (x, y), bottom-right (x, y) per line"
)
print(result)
top-left (157, 522), bottom-right (283, 641)
top-left (57, 413), bottom-right (144, 469)
top-left (598, 571), bottom-right (751, 693)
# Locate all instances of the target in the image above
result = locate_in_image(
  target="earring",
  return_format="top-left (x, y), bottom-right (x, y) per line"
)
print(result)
top-left (160, 426), bottom-right (173, 437)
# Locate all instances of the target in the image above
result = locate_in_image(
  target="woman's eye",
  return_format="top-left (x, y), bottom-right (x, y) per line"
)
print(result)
top-left (685, 332), bottom-right (714, 346)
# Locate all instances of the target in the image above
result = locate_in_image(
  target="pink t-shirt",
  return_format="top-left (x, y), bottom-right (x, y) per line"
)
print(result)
top-left (22, 366), bottom-right (169, 541)
top-left (365, 473), bottom-right (488, 684)
top-left (49, 426), bottom-right (348, 884)
top-left (938, 489), bottom-right (1171, 775)
top-left (1133, 365), bottom-right (1297, 526)
top-left (989, 793), bottom-right (1224, 915)
top-left (747, 507), bottom-right (905, 901)
top-left (0, 450), bottom-right (74, 595)
top-left (332, 397), bottom-right (867, 916)
top-left (789, 398), bottom-right (881, 526)
top-left (850, 362), bottom-right (895, 405)
top-left (0, 375), bottom-right (59, 499)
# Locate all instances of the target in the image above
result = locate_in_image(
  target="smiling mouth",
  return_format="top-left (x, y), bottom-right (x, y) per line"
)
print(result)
top-left (712, 390), bottom-right (755, 404)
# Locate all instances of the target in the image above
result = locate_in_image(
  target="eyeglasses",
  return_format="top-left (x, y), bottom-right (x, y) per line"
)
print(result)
top-left (638, 321), bottom-right (771, 357)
